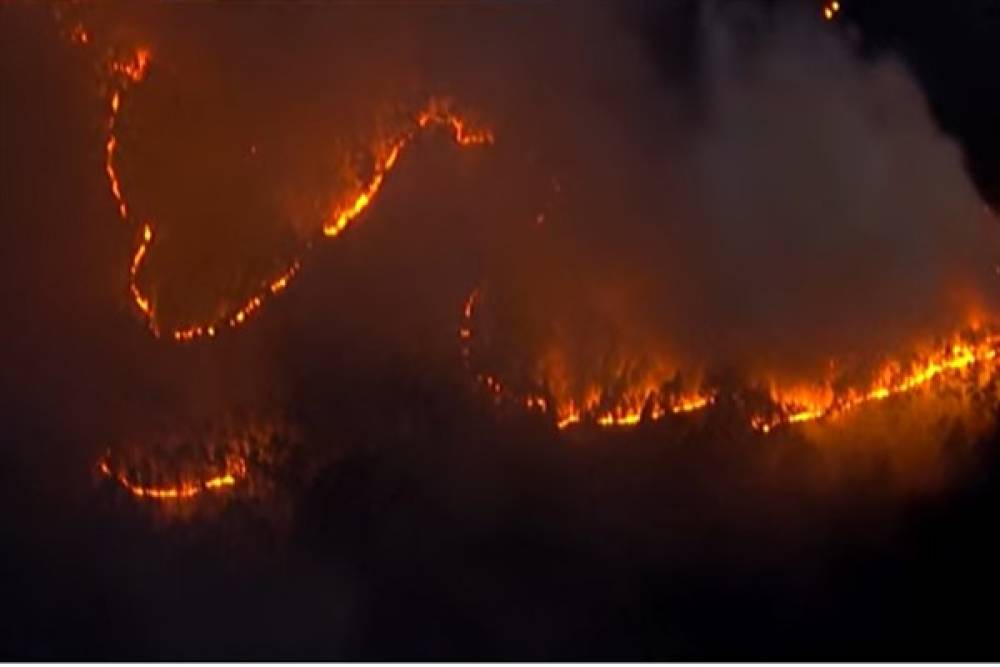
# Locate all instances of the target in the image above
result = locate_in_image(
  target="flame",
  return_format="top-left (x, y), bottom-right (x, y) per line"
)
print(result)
top-left (547, 389), bottom-right (715, 430)
top-left (459, 286), bottom-right (715, 430)
top-left (322, 99), bottom-right (492, 239)
top-left (95, 414), bottom-right (295, 505)
top-left (460, 287), bottom-right (1000, 434)
top-left (417, 99), bottom-right (495, 147)
top-left (97, 451), bottom-right (247, 501)
top-left (752, 334), bottom-right (1000, 433)
top-left (822, 0), bottom-right (842, 21)
top-left (99, 46), bottom-right (492, 342)
top-left (127, 223), bottom-right (156, 333)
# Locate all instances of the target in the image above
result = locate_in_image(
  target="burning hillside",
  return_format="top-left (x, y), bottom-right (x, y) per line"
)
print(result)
top-left (49, 0), bottom-right (1000, 508)
top-left (96, 412), bottom-right (299, 514)
top-left (461, 284), bottom-right (1000, 433)
top-left (12, 0), bottom-right (1000, 659)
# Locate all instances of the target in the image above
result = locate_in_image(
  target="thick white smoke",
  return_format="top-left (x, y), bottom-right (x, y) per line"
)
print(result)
top-left (473, 0), bottom-right (1000, 395)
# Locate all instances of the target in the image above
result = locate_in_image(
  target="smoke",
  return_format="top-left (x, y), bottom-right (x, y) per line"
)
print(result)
top-left (32, 0), bottom-right (1000, 529)
top-left (467, 1), bottom-right (1000, 390)
top-left (4, 0), bottom-right (1000, 658)
top-left (689, 2), bottom-right (999, 372)
top-left (10, 0), bottom-right (993, 503)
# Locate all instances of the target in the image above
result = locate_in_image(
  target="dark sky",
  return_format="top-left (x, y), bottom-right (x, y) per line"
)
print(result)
top-left (4, 0), bottom-right (1000, 659)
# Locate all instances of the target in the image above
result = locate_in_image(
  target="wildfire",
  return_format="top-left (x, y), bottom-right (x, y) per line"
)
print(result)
top-left (417, 99), bottom-right (495, 147)
top-left (458, 286), bottom-right (716, 430)
top-left (104, 48), bottom-right (158, 331)
top-left (322, 99), bottom-right (493, 239)
top-left (752, 333), bottom-right (1000, 433)
top-left (96, 413), bottom-right (296, 505)
top-left (71, 13), bottom-right (1000, 460)
top-left (99, 45), bottom-right (492, 341)
top-left (460, 287), bottom-right (1000, 434)
top-left (97, 451), bottom-right (246, 501)
top-left (547, 389), bottom-right (716, 431)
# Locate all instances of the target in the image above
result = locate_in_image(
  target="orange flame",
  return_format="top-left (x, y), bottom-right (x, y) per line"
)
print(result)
top-left (93, 414), bottom-right (294, 505)
top-left (752, 334), bottom-right (1000, 433)
top-left (97, 451), bottom-right (247, 501)
top-left (459, 286), bottom-right (715, 430)
top-left (322, 99), bottom-right (493, 239)
top-left (460, 287), bottom-right (1000, 434)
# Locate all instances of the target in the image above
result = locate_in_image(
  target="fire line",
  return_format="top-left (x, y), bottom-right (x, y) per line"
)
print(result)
top-left (460, 287), bottom-right (1000, 434)
top-left (97, 451), bottom-right (247, 501)
top-left (101, 46), bottom-right (492, 342)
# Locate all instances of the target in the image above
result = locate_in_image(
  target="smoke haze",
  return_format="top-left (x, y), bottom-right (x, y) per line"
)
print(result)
top-left (3, 0), bottom-right (1000, 658)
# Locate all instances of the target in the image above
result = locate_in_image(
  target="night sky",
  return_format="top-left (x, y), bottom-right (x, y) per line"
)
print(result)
top-left (4, 0), bottom-right (1000, 659)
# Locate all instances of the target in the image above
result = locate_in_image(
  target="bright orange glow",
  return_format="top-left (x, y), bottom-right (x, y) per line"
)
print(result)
top-left (822, 0), bottom-right (842, 21)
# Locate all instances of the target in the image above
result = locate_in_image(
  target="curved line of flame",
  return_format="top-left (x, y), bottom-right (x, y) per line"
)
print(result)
top-left (103, 47), bottom-right (492, 343)
top-left (97, 451), bottom-right (247, 501)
